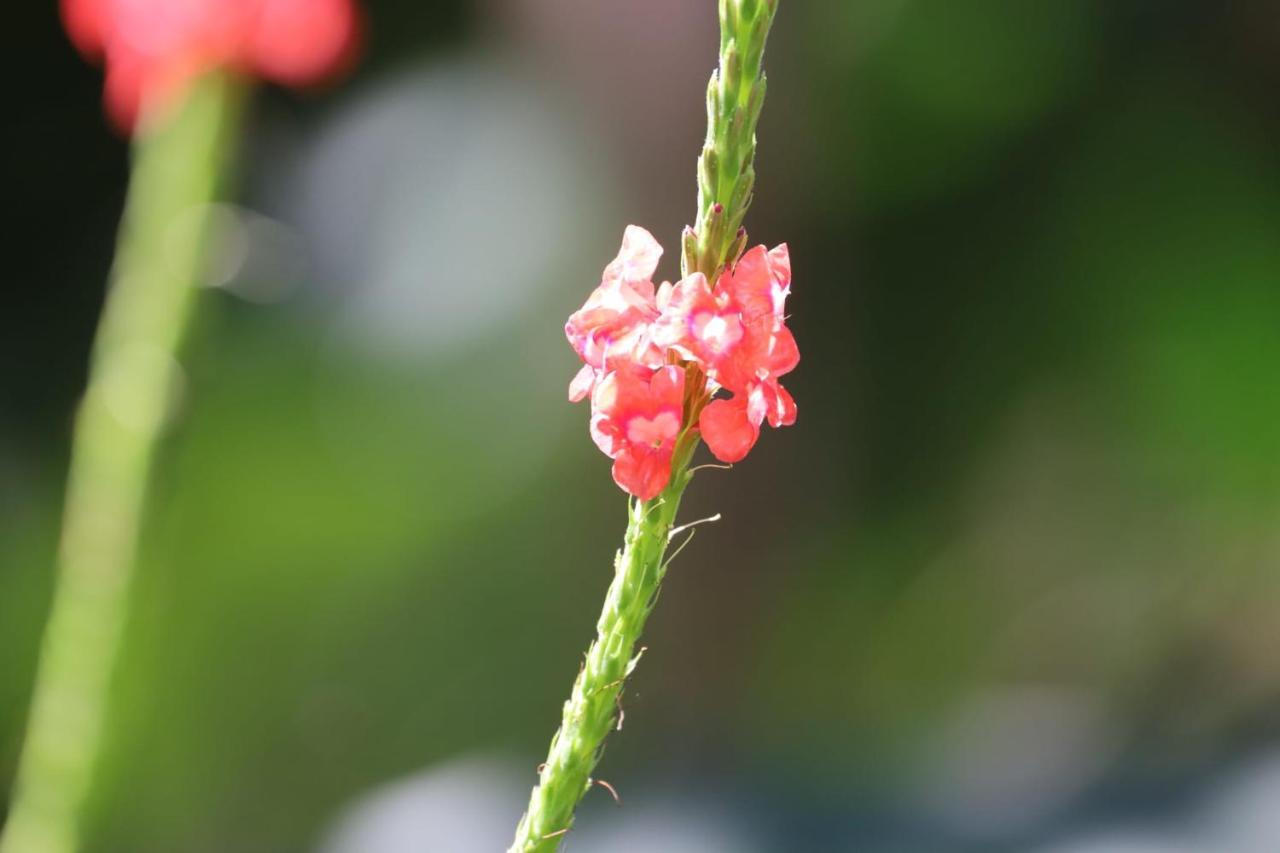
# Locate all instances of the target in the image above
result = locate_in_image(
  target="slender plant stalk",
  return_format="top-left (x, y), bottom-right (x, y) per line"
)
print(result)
top-left (1, 75), bottom-right (242, 853)
top-left (509, 3), bottom-right (777, 850)
top-left (509, 437), bottom-right (697, 851)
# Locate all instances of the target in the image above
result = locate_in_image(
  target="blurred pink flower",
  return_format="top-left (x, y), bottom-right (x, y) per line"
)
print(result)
top-left (62, 0), bottom-right (362, 131)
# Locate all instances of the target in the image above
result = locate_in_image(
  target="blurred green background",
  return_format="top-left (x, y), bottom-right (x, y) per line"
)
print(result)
top-left (4, 1), bottom-right (1280, 851)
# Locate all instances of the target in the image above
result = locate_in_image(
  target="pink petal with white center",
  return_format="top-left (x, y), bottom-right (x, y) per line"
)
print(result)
top-left (587, 366), bottom-right (686, 498)
top-left (650, 271), bottom-right (720, 363)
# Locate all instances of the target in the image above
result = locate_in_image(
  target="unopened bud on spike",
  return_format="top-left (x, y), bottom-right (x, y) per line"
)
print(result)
top-left (724, 46), bottom-right (742, 89)
top-left (681, 226), bottom-right (698, 277)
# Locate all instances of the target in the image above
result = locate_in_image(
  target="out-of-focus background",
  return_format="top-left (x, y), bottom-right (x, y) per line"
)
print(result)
top-left (4, 1), bottom-right (1280, 851)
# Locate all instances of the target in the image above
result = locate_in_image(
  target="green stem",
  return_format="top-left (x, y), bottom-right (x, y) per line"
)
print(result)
top-left (510, 3), bottom-right (779, 850)
top-left (1, 75), bottom-right (242, 853)
top-left (509, 440), bottom-right (697, 853)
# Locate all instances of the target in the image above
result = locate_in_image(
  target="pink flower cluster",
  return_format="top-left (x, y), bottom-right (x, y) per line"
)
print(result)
top-left (62, 0), bottom-right (362, 131)
top-left (566, 226), bottom-right (798, 500)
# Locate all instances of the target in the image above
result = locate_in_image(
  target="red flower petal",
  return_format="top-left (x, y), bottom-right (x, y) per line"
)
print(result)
top-left (699, 396), bottom-right (760, 464)
top-left (768, 325), bottom-right (800, 377)
top-left (611, 450), bottom-right (671, 501)
top-left (719, 245), bottom-right (777, 322)
top-left (761, 380), bottom-right (797, 428)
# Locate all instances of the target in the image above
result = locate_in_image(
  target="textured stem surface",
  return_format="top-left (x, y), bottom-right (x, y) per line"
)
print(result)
top-left (509, 443), bottom-right (695, 852)
top-left (686, 0), bottom-right (779, 278)
top-left (0, 76), bottom-right (241, 853)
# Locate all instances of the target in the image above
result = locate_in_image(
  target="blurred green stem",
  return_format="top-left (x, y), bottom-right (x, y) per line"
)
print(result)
top-left (510, 2), bottom-right (777, 850)
top-left (1, 75), bottom-right (241, 853)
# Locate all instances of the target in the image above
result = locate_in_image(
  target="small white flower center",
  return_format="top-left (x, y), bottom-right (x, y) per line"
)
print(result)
top-left (694, 311), bottom-right (743, 354)
top-left (626, 411), bottom-right (680, 447)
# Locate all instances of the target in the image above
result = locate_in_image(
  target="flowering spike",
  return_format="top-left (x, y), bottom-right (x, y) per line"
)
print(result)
top-left (513, 2), bottom-right (789, 849)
